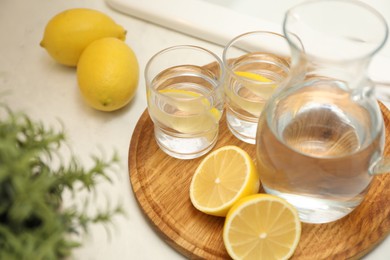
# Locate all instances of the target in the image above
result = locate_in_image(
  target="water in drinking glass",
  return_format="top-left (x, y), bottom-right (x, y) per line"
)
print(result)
top-left (224, 52), bottom-right (289, 143)
top-left (147, 63), bottom-right (223, 159)
top-left (148, 65), bottom-right (222, 133)
top-left (223, 31), bottom-right (293, 144)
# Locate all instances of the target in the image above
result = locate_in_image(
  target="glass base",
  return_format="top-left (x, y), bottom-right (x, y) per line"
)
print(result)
top-left (263, 185), bottom-right (361, 224)
top-left (154, 126), bottom-right (218, 160)
top-left (226, 111), bottom-right (257, 144)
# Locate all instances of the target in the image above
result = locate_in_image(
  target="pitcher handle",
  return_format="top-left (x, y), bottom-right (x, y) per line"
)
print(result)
top-left (370, 157), bottom-right (390, 175)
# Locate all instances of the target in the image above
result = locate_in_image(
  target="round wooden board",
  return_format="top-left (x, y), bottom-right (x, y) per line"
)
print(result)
top-left (128, 103), bottom-right (390, 260)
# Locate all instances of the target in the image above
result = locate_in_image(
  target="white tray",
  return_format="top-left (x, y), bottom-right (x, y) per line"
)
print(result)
top-left (105, 0), bottom-right (390, 105)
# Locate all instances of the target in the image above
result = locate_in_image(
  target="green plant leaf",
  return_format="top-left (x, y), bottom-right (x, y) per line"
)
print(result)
top-left (0, 105), bottom-right (124, 259)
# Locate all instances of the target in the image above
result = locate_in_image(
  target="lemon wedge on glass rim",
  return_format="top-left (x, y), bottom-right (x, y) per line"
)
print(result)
top-left (223, 193), bottom-right (301, 260)
top-left (189, 145), bottom-right (260, 217)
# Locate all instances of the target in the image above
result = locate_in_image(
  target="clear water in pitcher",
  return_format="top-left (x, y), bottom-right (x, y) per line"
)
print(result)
top-left (256, 82), bottom-right (384, 223)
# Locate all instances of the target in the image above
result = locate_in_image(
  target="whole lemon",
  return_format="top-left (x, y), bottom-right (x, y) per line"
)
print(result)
top-left (77, 37), bottom-right (139, 112)
top-left (40, 8), bottom-right (126, 67)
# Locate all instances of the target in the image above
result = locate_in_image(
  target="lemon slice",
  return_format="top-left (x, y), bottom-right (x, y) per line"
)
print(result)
top-left (235, 71), bottom-right (277, 93)
top-left (229, 71), bottom-right (278, 116)
top-left (158, 89), bottom-right (220, 117)
top-left (223, 194), bottom-right (301, 260)
top-left (153, 88), bottom-right (221, 133)
top-left (159, 88), bottom-right (204, 97)
top-left (235, 71), bottom-right (273, 83)
top-left (189, 145), bottom-right (260, 217)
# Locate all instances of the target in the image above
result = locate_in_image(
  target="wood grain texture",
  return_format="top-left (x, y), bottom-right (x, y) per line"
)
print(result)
top-left (128, 104), bottom-right (390, 260)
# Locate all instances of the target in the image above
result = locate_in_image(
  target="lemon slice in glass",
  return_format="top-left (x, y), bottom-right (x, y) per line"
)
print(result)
top-left (223, 194), bottom-right (301, 260)
top-left (235, 71), bottom-right (273, 83)
top-left (229, 71), bottom-right (278, 116)
top-left (235, 71), bottom-right (277, 95)
top-left (189, 145), bottom-right (260, 217)
top-left (155, 89), bottom-right (221, 134)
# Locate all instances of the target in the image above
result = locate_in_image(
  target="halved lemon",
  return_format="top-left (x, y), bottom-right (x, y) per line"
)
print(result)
top-left (189, 145), bottom-right (260, 217)
top-left (223, 194), bottom-right (301, 260)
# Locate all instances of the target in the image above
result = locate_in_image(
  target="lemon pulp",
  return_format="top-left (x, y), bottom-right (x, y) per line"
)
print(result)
top-left (223, 194), bottom-right (301, 260)
top-left (189, 145), bottom-right (260, 216)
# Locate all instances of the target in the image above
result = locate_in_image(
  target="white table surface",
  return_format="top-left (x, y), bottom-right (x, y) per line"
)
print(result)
top-left (1, 0), bottom-right (389, 259)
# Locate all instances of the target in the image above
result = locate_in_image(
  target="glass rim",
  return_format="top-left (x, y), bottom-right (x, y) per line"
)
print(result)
top-left (222, 30), bottom-right (286, 63)
top-left (222, 30), bottom-right (292, 85)
top-left (283, 0), bottom-right (389, 62)
top-left (145, 44), bottom-right (224, 100)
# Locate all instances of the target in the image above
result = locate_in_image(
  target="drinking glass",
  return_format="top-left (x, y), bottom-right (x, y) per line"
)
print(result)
top-left (256, 0), bottom-right (389, 223)
top-left (223, 31), bottom-right (292, 144)
top-left (145, 45), bottom-right (224, 159)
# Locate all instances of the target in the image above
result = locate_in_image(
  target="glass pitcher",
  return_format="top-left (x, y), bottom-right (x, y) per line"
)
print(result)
top-left (255, 0), bottom-right (389, 224)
